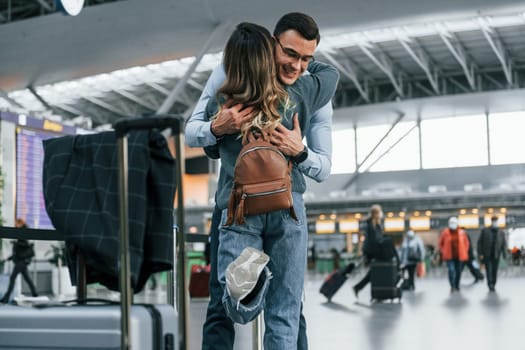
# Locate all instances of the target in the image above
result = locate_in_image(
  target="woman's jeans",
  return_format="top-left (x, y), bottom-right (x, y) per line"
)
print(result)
top-left (218, 192), bottom-right (307, 350)
top-left (446, 259), bottom-right (465, 289)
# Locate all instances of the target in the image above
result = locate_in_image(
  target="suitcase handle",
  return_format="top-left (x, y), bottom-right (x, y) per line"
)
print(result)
top-left (113, 115), bottom-right (183, 137)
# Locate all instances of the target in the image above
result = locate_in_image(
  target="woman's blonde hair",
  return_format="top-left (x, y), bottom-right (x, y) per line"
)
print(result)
top-left (215, 22), bottom-right (289, 137)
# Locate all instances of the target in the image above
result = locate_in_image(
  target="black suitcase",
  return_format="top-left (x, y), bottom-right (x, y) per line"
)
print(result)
top-left (319, 263), bottom-right (355, 302)
top-left (320, 269), bottom-right (347, 302)
top-left (370, 260), bottom-right (402, 302)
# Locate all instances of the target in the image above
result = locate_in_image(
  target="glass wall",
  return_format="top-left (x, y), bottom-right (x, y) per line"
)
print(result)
top-left (489, 111), bottom-right (525, 165)
top-left (331, 128), bottom-right (356, 174)
top-left (356, 122), bottom-right (419, 172)
top-left (330, 111), bottom-right (524, 174)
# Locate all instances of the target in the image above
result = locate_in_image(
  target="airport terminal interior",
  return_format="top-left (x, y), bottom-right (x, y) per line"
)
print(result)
top-left (1, 0), bottom-right (525, 349)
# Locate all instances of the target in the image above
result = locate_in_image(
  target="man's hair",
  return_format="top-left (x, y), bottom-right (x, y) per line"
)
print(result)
top-left (273, 12), bottom-right (321, 44)
top-left (218, 22), bottom-right (289, 136)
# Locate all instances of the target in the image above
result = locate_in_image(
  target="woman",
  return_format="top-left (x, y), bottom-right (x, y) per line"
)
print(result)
top-left (353, 204), bottom-right (399, 297)
top-left (400, 230), bottom-right (425, 291)
top-left (205, 22), bottom-right (339, 348)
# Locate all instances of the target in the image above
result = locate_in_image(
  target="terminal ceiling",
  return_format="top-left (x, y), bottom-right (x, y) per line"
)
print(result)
top-left (1, 0), bottom-right (525, 128)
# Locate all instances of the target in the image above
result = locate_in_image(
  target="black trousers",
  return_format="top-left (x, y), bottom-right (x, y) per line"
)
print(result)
top-left (403, 264), bottom-right (417, 289)
top-left (1, 263), bottom-right (38, 301)
top-left (484, 258), bottom-right (500, 289)
top-left (353, 270), bottom-right (371, 292)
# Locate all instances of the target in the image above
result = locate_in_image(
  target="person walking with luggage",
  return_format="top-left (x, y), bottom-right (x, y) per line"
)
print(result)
top-left (439, 217), bottom-right (470, 293)
top-left (477, 215), bottom-right (507, 292)
top-left (186, 21), bottom-right (339, 349)
top-left (0, 218), bottom-right (38, 303)
top-left (400, 230), bottom-right (425, 291)
top-left (352, 204), bottom-right (399, 298)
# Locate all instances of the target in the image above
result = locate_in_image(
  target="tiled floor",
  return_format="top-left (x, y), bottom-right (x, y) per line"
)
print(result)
top-left (189, 269), bottom-right (525, 350)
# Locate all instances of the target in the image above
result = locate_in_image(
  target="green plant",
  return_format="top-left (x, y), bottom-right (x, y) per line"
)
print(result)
top-left (46, 243), bottom-right (67, 267)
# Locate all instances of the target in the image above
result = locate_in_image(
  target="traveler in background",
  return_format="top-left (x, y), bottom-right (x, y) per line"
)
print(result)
top-left (465, 233), bottom-right (484, 283)
top-left (352, 204), bottom-right (399, 298)
top-left (439, 217), bottom-right (470, 293)
top-left (400, 230), bottom-right (425, 291)
top-left (0, 218), bottom-right (38, 303)
top-left (477, 215), bottom-right (507, 292)
top-left (186, 19), bottom-right (339, 348)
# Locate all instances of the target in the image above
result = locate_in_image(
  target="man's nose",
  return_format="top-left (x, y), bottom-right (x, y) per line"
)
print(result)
top-left (290, 59), bottom-right (302, 72)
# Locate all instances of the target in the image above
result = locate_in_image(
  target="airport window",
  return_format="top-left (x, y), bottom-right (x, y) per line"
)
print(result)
top-left (421, 114), bottom-right (488, 169)
top-left (356, 122), bottom-right (420, 172)
top-left (331, 128), bottom-right (356, 174)
top-left (489, 111), bottom-right (525, 165)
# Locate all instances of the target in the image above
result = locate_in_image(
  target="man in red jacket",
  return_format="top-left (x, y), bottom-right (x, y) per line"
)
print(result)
top-left (439, 217), bottom-right (470, 293)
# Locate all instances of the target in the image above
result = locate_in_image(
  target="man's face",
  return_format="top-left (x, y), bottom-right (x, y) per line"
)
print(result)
top-left (274, 29), bottom-right (317, 86)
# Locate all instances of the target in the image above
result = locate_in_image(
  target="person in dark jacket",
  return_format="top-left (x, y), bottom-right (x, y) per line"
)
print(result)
top-left (352, 204), bottom-right (399, 298)
top-left (0, 219), bottom-right (38, 303)
top-left (477, 216), bottom-right (507, 292)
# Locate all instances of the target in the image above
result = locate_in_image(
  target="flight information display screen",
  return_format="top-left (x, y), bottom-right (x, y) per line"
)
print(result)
top-left (16, 127), bottom-right (59, 229)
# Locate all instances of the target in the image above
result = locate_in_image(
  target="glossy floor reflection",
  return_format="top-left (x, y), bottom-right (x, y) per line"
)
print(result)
top-left (191, 271), bottom-right (525, 350)
top-left (305, 273), bottom-right (523, 350)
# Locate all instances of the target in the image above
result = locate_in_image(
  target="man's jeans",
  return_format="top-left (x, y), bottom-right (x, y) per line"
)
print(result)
top-left (446, 259), bottom-right (465, 289)
top-left (218, 192), bottom-right (308, 350)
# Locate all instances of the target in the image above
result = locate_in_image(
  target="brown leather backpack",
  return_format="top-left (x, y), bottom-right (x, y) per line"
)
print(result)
top-left (226, 130), bottom-right (297, 225)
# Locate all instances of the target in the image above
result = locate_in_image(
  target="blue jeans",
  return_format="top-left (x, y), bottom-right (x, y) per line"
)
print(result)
top-left (218, 192), bottom-right (308, 350)
top-left (446, 259), bottom-right (465, 289)
top-left (202, 203), bottom-right (309, 350)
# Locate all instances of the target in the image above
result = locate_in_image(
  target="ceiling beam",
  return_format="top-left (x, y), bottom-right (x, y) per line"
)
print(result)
top-left (357, 39), bottom-right (404, 98)
top-left (145, 82), bottom-right (170, 95)
top-left (394, 29), bottom-right (440, 95)
top-left (186, 79), bottom-right (204, 91)
top-left (0, 90), bottom-right (24, 108)
top-left (436, 24), bottom-right (477, 91)
top-left (157, 20), bottom-right (232, 115)
top-left (114, 89), bottom-right (157, 111)
top-left (478, 17), bottom-right (513, 87)
top-left (83, 96), bottom-right (129, 118)
top-left (319, 51), bottom-right (370, 103)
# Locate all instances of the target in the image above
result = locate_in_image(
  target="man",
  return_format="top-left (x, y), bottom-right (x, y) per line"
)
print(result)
top-left (439, 217), bottom-right (470, 293)
top-left (186, 13), bottom-right (336, 350)
top-left (477, 216), bottom-right (507, 292)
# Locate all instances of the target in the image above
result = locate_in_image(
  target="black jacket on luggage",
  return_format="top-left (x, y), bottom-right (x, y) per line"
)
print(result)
top-left (43, 130), bottom-right (176, 292)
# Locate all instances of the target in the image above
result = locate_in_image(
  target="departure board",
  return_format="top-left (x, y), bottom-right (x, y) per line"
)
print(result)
top-left (16, 128), bottom-right (58, 229)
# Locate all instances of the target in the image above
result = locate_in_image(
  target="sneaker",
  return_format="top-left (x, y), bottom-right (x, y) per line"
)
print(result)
top-left (225, 247), bottom-right (270, 302)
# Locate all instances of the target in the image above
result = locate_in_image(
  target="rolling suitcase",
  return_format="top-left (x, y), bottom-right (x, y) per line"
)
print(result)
top-left (370, 259), bottom-right (402, 302)
top-left (0, 115), bottom-right (185, 350)
top-left (319, 262), bottom-right (355, 302)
